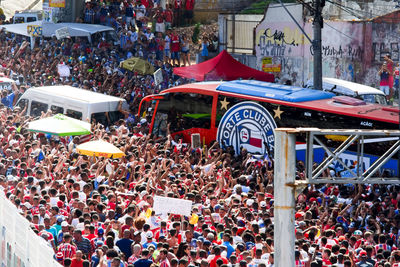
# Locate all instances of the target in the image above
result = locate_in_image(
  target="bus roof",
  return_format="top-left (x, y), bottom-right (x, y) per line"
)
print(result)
top-left (26, 86), bottom-right (124, 104)
top-left (216, 80), bottom-right (335, 102)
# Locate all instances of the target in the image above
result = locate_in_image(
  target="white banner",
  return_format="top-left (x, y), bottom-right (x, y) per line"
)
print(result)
top-left (55, 27), bottom-right (70, 40)
top-left (153, 196), bottom-right (192, 216)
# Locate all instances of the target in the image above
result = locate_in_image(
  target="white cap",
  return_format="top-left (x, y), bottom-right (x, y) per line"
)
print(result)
top-left (260, 201), bottom-right (267, 208)
top-left (246, 199), bottom-right (254, 206)
top-left (61, 221), bottom-right (69, 227)
top-left (146, 231), bottom-right (153, 239)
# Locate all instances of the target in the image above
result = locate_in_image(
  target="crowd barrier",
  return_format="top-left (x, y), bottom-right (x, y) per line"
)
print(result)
top-left (0, 191), bottom-right (61, 267)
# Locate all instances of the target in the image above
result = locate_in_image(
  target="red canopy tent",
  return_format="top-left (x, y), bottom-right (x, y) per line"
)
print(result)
top-left (173, 50), bottom-right (274, 82)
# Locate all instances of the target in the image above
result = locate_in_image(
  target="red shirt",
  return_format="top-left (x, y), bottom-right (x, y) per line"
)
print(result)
top-left (185, 0), bottom-right (195, 10)
top-left (70, 258), bottom-right (83, 267)
top-left (174, 0), bottom-right (182, 8)
top-left (164, 10), bottom-right (173, 23)
top-left (209, 255), bottom-right (228, 267)
top-left (171, 34), bottom-right (180, 52)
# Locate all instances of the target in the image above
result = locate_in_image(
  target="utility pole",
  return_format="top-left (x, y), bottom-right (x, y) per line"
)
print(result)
top-left (274, 129), bottom-right (296, 267)
top-left (313, 0), bottom-right (324, 90)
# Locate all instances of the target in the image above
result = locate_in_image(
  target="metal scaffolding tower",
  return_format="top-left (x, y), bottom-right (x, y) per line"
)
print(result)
top-left (274, 128), bottom-right (400, 267)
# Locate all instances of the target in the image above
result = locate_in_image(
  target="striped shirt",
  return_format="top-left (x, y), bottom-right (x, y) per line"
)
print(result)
top-left (58, 243), bottom-right (77, 260)
top-left (160, 259), bottom-right (170, 267)
top-left (74, 237), bottom-right (92, 256)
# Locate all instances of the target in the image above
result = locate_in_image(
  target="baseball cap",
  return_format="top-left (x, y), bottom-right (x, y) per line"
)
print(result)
top-left (246, 199), bottom-right (254, 206)
top-left (98, 228), bottom-right (104, 234)
top-left (146, 231), bottom-right (153, 239)
top-left (354, 230), bottom-right (363, 236)
top-left (359, 250), bottom-right (367, 257)
top-left (57, 200), bottom-right (64, 208)
top-left (61, 221), bottom-right (69, 227)
top-left (260, 201), bottom-right (267, 208)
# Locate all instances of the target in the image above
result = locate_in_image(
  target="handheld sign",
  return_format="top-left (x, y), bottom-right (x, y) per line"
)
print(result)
top-left (153, 68), bottom-right (163, 85)
top-left (57, 64), bottom-right (70, 77)
top-left (153, 196), bottom-right (192, 216)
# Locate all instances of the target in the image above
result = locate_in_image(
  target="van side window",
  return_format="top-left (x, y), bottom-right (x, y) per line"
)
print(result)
top-left (14, 17), bottom-right (25, 23)
top-left (16, 99), bottom-right (28, 115)
top-left (66, 109), bottom-right (82, 120)
top-left (26, 17), bottom-right (37, 22)
top-left (51, 105), bottom-right (64, 114)
top-left (31, 101), bottom-right (48, 117)
top-left (91, 112), bottom-right (109, 127)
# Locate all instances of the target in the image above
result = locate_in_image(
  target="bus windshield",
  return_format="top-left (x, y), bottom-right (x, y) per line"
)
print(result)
top-left (152, 93), bottom-right (213, 137)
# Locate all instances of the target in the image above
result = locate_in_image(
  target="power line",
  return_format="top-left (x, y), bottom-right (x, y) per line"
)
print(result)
top-left (323, 22), bottom-right (356, 40)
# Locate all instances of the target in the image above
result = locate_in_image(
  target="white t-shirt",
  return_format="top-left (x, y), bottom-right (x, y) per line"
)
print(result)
top-left (164, 36), bottom-right (171, 50)
top-left (135, 5), bottom-right (146, 19)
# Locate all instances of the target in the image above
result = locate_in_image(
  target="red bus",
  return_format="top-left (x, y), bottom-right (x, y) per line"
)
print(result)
top-left (138, 80), bottom-right (399, 154)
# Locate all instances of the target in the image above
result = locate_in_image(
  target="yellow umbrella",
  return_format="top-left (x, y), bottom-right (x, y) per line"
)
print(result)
top-left (76, 140), bottom-right (125, 158)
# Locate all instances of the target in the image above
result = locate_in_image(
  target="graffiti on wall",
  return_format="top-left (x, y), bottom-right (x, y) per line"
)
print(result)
top-left (255, 23), bottom-right (311, 85)
top-left (255, 20), bottom-right (365, 85)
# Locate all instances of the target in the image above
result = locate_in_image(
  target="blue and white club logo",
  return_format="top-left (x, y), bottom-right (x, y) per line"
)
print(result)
top-left (217, 102), bottom-right (277, 155)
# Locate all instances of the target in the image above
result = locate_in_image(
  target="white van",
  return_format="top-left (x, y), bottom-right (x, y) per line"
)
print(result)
top-left (13, 10), bottom-right (43, 24)
top-left (305, 77), bottom-right (387, 105)
top-left (15, 86), bottom-right (129, 125)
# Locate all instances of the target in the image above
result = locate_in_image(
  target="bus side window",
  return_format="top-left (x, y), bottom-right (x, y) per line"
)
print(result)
top-left (30, 100), bottom-right (48, 117)
top-left (171, 93), bottom-right (213, 132)
top-left (66, 109), bottom-right (83, 120)
top-left (51, 105), bottom-right (64, 114)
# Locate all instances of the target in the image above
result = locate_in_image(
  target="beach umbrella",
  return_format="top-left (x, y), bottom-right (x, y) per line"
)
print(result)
top-left (27, 114), bottom-right (91, 136)
top-left (120, 57), bottom-right (155, 75)
top-left (76, 140), bottom-right (125, 158)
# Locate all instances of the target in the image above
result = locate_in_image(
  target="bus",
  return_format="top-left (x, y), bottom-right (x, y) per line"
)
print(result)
top-left (138, 80), bottom-right (399, 155)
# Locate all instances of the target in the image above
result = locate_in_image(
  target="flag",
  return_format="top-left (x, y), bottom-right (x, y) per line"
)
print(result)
top-left (238, 125), bottom-right (262, 148)
top-left (189, 213), bottom-right (199, 225)
top-left (145, 208), bottom-right (152, 218)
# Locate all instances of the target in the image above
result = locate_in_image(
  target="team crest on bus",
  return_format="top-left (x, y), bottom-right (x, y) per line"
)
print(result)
top-left (217, 102), bottom-right (277, 155)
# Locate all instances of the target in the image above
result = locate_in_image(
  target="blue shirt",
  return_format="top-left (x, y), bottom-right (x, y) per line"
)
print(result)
top-left (223, 241), bottom-right (235, 258)
top-left (133, 258), bottom-right (153, 267)
top-left (1, 92), bottom-right (15, 108)
top-left (142, 241), bottom-right (157, 249)
top-left (116, 238), bottom-right (133, 259)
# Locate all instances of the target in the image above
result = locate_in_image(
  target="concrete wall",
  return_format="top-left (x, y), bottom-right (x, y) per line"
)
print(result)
top-left (194, 0), bottom-right (259, 22)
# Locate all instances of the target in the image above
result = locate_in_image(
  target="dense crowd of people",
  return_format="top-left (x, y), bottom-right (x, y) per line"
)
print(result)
top-left (0, 4), bottom-right (399, 267)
